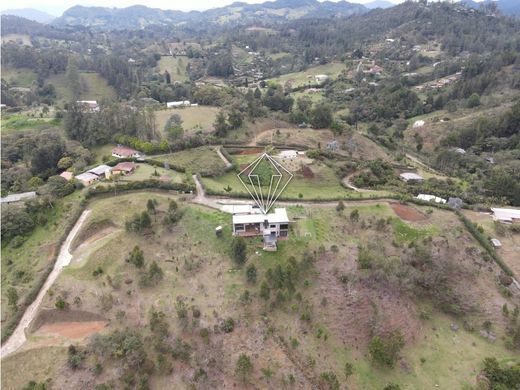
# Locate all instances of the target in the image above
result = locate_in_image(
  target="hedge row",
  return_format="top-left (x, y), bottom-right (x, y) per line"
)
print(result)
top-left (1, 202), bottom-right (86, 344)
top-left (456, 211), bottom-right (514, 277)
top-left (85, 180), bottom-right (194, 199)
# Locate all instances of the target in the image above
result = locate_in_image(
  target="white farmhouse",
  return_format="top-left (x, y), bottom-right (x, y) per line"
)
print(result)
top-left (232, 208), bottom-right (289, 238)
top-left (166, 100), bottom-right (191, 108)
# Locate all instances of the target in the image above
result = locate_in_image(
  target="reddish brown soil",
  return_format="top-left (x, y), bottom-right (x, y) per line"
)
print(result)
top-left (235, 148), bottom-right (263, 155)
top-left (313, 252), bottom-right (420, 348)
top-left (390, 202), bottom-right (427, 221)
top-left (301, 165), bottom-right (314, 179)
top-left (36, 321), bottom-right (106, 339)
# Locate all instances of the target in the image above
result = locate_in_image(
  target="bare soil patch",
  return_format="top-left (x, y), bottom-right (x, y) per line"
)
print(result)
top-left (36, 321), bottom-right (106, 339)
top-left (30, 309), bottom-right (106, 331)
top-left (390, 202), bottom-right (427, 221)
top-left (71, 218), bottom-right (117, 251)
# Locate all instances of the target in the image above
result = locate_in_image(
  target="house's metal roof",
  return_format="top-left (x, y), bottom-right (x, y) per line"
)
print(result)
top-left (0, 191), bottom-right (37, 203)
top-left (232, 208), bottom-right (289, 225)
top-left (88, 165), bottom-right (112, 176)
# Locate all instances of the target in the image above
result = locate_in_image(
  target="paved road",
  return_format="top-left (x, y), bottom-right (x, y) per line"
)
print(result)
top-left (1, 210), bottom-right (91, 359)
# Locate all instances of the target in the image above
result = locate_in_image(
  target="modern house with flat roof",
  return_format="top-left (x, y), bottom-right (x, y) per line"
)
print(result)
top-left (232, 208), bottom-right (289, 238)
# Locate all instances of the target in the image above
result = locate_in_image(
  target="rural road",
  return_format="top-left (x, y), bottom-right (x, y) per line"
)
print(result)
top-left (341, 173), bottom-right (375, 193)
top-left (1, 209), bottom-right (91, 359)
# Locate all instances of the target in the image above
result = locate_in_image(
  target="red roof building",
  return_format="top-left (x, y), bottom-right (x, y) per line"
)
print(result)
top-left (112, 146), bottom-right (141, 158)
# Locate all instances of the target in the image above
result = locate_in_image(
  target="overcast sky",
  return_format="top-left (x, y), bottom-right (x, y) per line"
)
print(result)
top-left (2, 0), bottom-right (486, 17)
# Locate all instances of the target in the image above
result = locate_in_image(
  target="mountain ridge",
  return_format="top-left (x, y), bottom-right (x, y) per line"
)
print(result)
top-left (51, 0), bottom-right (369, 30)
top-left (1, 8), bottom-right (56, 24)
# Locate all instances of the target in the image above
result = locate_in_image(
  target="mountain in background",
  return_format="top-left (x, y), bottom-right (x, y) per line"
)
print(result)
top-left (1, 8), bottom-right (55, 23)
top-left (364, 0), bottom-right (394, 9)
top-left (460, 0), bottom-right (520, 16)
top-left (51, 0), bottom-right (368, 30)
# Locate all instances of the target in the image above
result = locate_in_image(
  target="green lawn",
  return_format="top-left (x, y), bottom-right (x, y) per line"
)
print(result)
top-left (155, 106), bottom-right (219, 136)
top-left (46, 72), bottom-right (116, 103)
top-left (156, 56), bottom-right (189, 82)
top-left (119, 164), bottom-right (185, 183)
top-left (1, 67), bottom-right (37, 87)
top-left (155, 146), bottom-right (227, 176)
top-left (0, 114), bottom-right (60, 135)
top-left (268, 62), bottom-right (346, 88)
top-left (202, 159), bottom-right (356, 200)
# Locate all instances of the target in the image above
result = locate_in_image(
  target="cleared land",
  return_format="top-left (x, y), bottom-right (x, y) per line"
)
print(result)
top-left (2, 194), bottom-right (517, 389)
top-left (155, 146), bottom-right (227, 176)
top-left (2, 67), bottom-right (37, 87)
top-left (46, 72), bottom-right (116, 103)
top-left (156, 56), bottom-right (190, 82)
top-left (268, 62), bottom-right (346, 88)
top-left (155, 106), bottom-right (219, 136)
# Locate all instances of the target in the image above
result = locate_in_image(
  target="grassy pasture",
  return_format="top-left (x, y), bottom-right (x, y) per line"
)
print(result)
top-left (155, 146), bottom-right (226, 175)
top-left (46, 72), bottom-right (116, 103)
top-left (202, 154), bottom-right (355, 200)
top-left (268, 62), bottom-right (346, 88)
top-left (1, 67), bottom-right (37, 87)
top-left (156, 56), bottom-right (189, 82)
top-left (3, 194), bottom-right (517, 389)
top-left (155, 106), bottom-right (219, 136)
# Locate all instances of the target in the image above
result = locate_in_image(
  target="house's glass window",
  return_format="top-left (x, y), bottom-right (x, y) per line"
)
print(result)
top-left (235, 224), bottom-right (245, 231)
top-left (270, 224), bottom-right (276, 228)
top-left (280, 230), bottom-right (288, 237)
top-left (280, 224), bottom-right (289, 230)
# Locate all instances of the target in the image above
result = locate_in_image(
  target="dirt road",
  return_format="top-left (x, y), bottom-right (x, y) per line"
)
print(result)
top-left (1, 210), bottom-right (91, 359)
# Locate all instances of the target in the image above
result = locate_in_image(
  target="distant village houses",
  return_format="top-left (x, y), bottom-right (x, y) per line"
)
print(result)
top-left (76, 100), bottom-right (100, 112)
top-left (112, 146), bottom-right (141, 159)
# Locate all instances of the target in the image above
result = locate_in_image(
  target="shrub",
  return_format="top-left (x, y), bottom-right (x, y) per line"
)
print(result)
top-left (246, 264), bottom-right (257, 284)
top-left (55, 296), bottom-right (68, 310)
top-left (140, 261), bottom-right (164, 287)
top-left (235, 354), bottom-right (253, 382)
top-left (221, 317), bottom-right (235, 333)
top-left (319, 371), bottom-right (340, 390)
top-left (368, 330), bottom-right (405, 368)
top-left (231, 237), bottom-right (247, 265)
top-left (126, 246), bottom-right (145, 268)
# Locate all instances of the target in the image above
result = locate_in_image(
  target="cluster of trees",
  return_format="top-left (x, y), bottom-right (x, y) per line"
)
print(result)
top-left (64, 102), bottom-right (157, 147)
top-left (291, 97), bottom-right (334, 128)
top-left (2, 130), bottom-right (92, 194)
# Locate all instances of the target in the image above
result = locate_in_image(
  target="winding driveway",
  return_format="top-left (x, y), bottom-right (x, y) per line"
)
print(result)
top-left (1, 210), bottom-right (91, 359)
